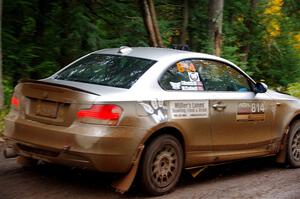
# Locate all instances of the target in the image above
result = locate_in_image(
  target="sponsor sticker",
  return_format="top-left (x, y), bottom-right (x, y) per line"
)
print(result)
top-left (139, 100), bottom-right (168, 123)
top-left (170, 100), bottom-right (209, 119)
top-left (176, 61), bottom-right (196, 73)
top-left (188, 72), bottom-right (200, 82)
top-left (237, 102), bottom-right (265, 121)
top-left (181, 81), bottom-right (204, 91)
top-left (170, 82), bottom-right (181, 90)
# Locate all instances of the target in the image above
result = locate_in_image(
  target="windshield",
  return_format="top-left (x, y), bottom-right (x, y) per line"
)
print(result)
top-left (55, 54), bottom-right (156, 89)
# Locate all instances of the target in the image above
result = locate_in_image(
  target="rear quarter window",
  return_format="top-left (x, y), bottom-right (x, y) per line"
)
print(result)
top-left (55, 54), bottom-right (156, 89)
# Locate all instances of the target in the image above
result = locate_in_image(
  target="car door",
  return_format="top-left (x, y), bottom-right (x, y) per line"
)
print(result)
top-left (194, 59), bottom-right (275, 162)
top-left (159, 60), bottom-right (214, 167)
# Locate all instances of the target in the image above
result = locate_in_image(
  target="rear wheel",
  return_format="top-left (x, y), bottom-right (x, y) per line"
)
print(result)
top-left (287, 121), bottom-right (300, 167)
top-left (140, 134), bottom-right (183, 195)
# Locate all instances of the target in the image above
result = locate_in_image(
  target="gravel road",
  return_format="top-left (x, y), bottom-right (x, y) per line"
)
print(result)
top-left (0, 142), bottom-right (300, 199)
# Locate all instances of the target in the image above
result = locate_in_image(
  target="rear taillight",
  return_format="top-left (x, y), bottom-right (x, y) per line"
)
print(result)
top-left (11, 95), bottom-right (20, 109)
top-left (77, 104), bottom-right (123, 125)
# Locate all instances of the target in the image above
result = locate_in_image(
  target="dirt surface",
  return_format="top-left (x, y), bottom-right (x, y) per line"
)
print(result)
top-left (1, 142), bottom-right (300, 199)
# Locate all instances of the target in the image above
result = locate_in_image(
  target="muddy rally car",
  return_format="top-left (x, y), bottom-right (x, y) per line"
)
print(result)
top-left (3, 47), bottom-right (300, 195)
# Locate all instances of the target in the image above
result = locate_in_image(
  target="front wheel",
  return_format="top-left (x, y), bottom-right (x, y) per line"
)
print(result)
top-left (140, 134), bottom-right (183, 195)
top-left (287, 121), bottom-right (300, 167)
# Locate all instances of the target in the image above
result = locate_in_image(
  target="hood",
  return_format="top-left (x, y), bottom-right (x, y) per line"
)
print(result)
top-left (267, 90), bottom-right (299, 101)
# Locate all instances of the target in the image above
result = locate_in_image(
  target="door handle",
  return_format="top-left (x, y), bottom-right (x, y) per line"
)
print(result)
top-left (212, 103), bottom-right (226, 111)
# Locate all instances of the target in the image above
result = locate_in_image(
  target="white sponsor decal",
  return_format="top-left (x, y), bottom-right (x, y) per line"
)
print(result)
top-left (170, 100), bottom-right (209, 119)
top-left (188, 72), bottom-right (200, 82)
top-left (181, 81), bottom-right (204, 91)
top-left (181, 81), bottom-right (198, 91)
top-left (170, 82), bottom-right (181, 90)
top-left (139, 100), bottom-right (168, 123)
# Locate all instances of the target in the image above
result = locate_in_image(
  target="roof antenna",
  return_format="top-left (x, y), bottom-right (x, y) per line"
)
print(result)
top-left (118, 46), bottom-right (132, 54)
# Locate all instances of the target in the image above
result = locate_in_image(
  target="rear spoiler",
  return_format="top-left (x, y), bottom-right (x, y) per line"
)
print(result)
top-left (20, 79), bottom-right (100, 96)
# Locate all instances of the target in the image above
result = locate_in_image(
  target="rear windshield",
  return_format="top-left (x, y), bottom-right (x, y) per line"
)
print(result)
top-left (55, 54), bottom-right (156, 89)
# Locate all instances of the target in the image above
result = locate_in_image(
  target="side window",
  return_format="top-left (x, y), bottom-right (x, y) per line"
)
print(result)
top-left (159, 60), bottom-right (204, 91)
top-left (194, 60), bottom-right (251, 92)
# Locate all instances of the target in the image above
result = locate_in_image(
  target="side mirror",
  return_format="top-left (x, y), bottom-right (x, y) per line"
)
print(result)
top-left (254, 82), bottom-right (268, 93)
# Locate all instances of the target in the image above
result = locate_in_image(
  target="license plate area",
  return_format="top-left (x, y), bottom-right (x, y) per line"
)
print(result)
top-left (36, 100), bottom-right (58, 118)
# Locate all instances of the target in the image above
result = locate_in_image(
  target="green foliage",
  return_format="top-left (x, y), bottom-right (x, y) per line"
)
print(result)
top-left (0, 108), bottom-right (9, 135)
top-left (249, 7), bottom-right (300, 87)
top-left (2, 0), bottom-right (149, 105)
top-left (221, 35), bottom-right (248, 72)
top-left (1, 0), bottom-right (300, 107)
top-left (187, 0), bottom-right (209, 52)
top-left (3, 77), bottom-right (13, 105)
top-left (221, 0), bottom-right (300, 88)
top-left (287, 82), bottom-right (300, 98)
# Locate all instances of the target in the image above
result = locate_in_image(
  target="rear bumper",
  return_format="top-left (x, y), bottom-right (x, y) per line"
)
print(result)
top-left (4, 115), bottom-right (146, 173)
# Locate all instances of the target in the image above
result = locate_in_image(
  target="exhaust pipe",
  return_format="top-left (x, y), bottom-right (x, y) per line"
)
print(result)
top-left (3, 147), bottom-right (18, 158)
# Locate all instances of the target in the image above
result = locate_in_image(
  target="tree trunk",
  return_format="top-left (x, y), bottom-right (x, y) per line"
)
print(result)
top-left (141, 0), bottom-right (158, 47)
top-left (147, 0), bottom-right (164, 47)
top-left (0, 0), bottom-right (4, 109)
top-left (241, 0), bottom-right (258, 62)
top-left (36, 0), bottom-right (46, 44)
top-left (180, 0), bottom-right (188, 45)
top-left (58, 0), bottom-right (77, 66)
top-left (208, 0), bottom-right (224, 56)
top-left (141, 0), bottom-right (163, 47)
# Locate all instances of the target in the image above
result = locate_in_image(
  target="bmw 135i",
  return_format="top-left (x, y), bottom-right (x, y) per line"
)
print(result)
top-left (3, 47), bottom-right (300, 195)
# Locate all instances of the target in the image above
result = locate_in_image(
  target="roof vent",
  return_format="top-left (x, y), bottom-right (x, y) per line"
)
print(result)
top-left (118, 46), bottom-right (132, 54)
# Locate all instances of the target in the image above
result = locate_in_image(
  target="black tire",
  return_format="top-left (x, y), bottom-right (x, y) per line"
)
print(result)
top-left (140, 134), bottom-right (183, 195)
top-left (287, 121), bottom-right (300, 167)
top-left (16, 156), bottom-right (38, 168)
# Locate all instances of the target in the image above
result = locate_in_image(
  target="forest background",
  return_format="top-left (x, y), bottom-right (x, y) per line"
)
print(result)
top-left (0, 0), bottom-right (299, 132)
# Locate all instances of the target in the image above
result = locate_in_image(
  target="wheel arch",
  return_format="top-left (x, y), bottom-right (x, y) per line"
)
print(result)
top-left (284, 114), bottom-right (300, 167)
top-left (288, 114), bottom-right (300, 128)
top-left (276, 113), bottom-right (300, 163)
top-left (142, 126), bottom-right (186, 161)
